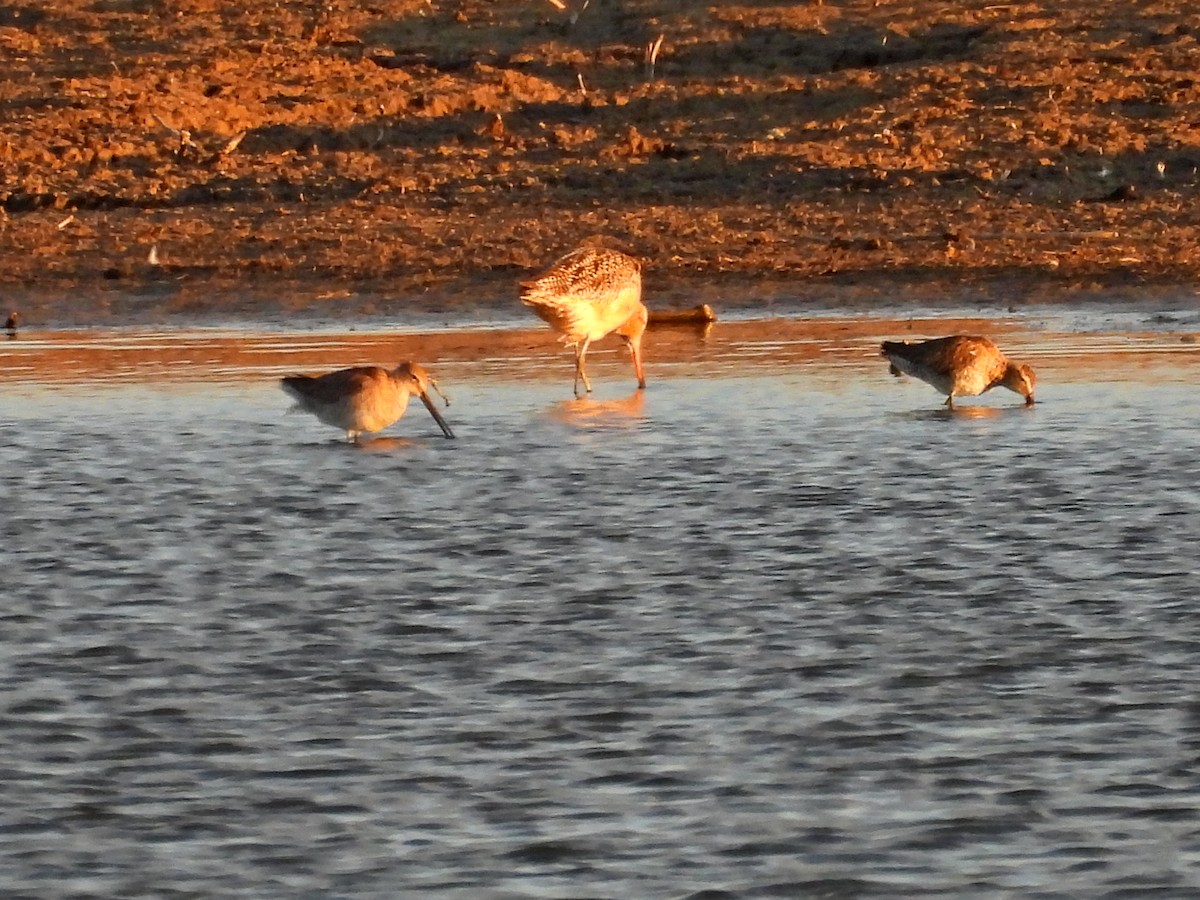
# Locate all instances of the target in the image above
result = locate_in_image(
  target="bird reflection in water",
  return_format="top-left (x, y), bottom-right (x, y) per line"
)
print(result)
top-left (549, 390), bottom-right (646, 428)
top-left (951, 404), bottom-right (1006, 420)
top-left (901, 403), bottom-right (1028, 423)
top-left (351, 436), bottom-right (420, 452)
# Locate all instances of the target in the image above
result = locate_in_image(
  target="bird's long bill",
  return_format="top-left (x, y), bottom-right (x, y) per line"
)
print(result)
top-left (420, 392), bottom-right (455, 438)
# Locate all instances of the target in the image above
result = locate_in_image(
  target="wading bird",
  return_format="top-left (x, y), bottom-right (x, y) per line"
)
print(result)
top-left (281, 362), bottom-right (455, 442)
top-left (881, 335), bottom-right (1036, 409)
top-left (521, 245), bottom-right (647, 395)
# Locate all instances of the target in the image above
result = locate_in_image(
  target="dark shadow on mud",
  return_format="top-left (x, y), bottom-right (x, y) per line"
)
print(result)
top-left (0, 5), bottom-right (44, 29)
top-left (666, 22), bottom-right (990, 79)
top-left (1, 174), bottom-right (378, 213)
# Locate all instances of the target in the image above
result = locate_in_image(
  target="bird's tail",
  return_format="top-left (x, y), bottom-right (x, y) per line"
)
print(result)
top-left (280, 375), bottom-right (313, 403)
top-left (880, 341), bottom-right (908, 377)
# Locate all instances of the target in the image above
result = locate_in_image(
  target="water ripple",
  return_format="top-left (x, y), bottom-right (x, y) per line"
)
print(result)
top-left (2, 325), bottom-right (1200, 897)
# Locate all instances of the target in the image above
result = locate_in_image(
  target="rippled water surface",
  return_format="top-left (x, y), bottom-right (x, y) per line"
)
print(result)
top-left (3, 311), bottom-right (1200, 898)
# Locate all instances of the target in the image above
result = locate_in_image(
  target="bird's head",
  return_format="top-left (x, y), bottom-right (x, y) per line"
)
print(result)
top-left (1003, 362), bottom-right (1036, 405)
top-left (616, 306), bottom-right (649, 389)
top-left (617, 303), bottom-right (649, 341)
top-left (396, 362), bottom-right (455, 438)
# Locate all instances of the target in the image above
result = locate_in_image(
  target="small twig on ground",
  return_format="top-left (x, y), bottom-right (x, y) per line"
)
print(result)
top-left (214, 131), bottom-right (246, 159)
top-left (645, 33), bottom-right (664, 81)
top-left (206, 130), bottom-right (247, 167)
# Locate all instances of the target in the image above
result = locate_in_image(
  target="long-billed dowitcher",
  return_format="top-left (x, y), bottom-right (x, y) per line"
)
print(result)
top-left (881, 335), bottom-right (1036, 408)
top-left (281, 362), bottom-right (455, 442)
top-left (520, 245), bottom-right (647, 395)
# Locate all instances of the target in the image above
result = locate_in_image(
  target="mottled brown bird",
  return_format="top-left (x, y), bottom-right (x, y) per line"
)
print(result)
top-left (881, 335), bottom-right (1036, 408)
top-left (281, 362), bottom-right (454, 442)
top-left (521, 245), bottom-right (647, 395)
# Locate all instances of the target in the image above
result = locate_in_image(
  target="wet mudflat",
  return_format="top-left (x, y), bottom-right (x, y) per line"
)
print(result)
top-left (2, 309), bottom-right (1200, 898)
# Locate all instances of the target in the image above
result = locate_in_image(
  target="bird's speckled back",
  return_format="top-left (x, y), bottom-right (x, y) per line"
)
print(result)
top-left (520, 246), bottom-right (643, 344)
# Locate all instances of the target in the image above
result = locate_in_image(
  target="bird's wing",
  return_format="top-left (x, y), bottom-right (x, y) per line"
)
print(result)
top-left (281, 367), bottom-right (384, 405)
top-left (945, 336), bottom-right (1006, 380)
top-left (884, 336), bottom-right (979, 377)
top-left (521, 248), bottom-right (642, 342)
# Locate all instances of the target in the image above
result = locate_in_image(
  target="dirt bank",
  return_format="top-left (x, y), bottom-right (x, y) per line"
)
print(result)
top-left (2, 1), bottom-right (1199, 324)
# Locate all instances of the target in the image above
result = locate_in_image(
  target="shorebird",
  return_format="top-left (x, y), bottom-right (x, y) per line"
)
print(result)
top-left (281, 362), bottom-right (455, 442)
top-left (880, 335), bottom-right (1036, 408)
top-left (521, 245), bottom-right (647, 395)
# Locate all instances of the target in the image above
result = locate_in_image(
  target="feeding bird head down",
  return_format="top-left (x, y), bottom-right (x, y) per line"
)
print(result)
top-left (615, 304), bottom-right (648, 388)
top-left (520, 244), bottom-right (648, 394)
top-left (1002, 362), bottom-right (1037, 405)
top-left (879, 335), bottom-right (1037, 409)
top-left (280, 361), bottom-right (455, 442)
top-left (397, 362), bottom-right (455, 438)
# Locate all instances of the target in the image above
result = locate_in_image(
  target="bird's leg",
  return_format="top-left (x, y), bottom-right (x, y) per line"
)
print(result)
top-left (574, 340), bottom-right (593, 395)
top-left (944, 394), bottom-right (955, 410)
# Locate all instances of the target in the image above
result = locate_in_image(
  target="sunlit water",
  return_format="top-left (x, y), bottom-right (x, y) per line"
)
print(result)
top-left (3, 313), bottom-right (1200, 898)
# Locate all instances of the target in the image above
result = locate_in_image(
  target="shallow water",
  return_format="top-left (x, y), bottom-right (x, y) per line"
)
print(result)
top-left (3, 311), bottom-right (1200, 898)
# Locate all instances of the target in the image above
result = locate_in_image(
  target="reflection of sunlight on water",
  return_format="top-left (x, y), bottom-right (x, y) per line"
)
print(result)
top-left (0, 303), bottom-right (1185, 418)
top-left (3, 317), bottom-right (1200, 391)
top-left (548, 390), bottom-right (646, 428)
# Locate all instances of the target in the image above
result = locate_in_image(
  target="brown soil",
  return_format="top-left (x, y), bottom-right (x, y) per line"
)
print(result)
top-left (3, 1), bottom-right (1200, 324)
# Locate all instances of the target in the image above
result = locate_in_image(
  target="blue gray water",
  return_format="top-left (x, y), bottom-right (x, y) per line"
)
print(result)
top-left (2, 314), bottom-right (1200, 898)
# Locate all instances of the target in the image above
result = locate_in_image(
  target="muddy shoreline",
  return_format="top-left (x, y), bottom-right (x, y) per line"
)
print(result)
top-left (4, 2), bottom-right (1200, 326)
top-left (5, 266), bottom-right (1198, 332)
top-left (5, 311), bottom-right (1197, 389)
